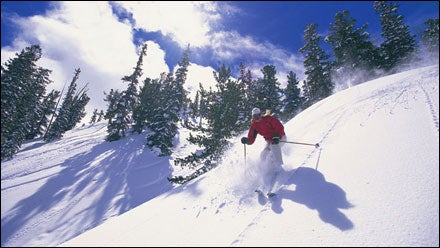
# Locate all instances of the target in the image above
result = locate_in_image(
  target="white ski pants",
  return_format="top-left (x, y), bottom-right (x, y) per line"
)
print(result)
top-left (260, 136), bottom-right (286, 192)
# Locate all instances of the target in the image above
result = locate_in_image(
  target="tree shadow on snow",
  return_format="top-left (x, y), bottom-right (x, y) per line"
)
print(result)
top-left (270, 167), bottom-right (354, 231)
top-left (1, 135), bottom-right (173, 246)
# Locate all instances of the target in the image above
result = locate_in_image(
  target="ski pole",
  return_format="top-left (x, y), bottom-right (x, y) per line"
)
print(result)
top-left (244, 144), bottom-right (250, 178)
top-left (244, 143), bottom-right (247, 166)
top-left (280, 140), bottom-right (320, 148)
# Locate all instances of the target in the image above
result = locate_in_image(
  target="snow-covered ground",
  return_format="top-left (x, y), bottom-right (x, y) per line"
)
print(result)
top-left (2, 65), bottom-right (439, 247)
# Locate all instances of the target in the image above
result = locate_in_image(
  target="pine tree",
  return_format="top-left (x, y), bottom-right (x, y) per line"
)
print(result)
top-left (26, 89), bottom-right (61, 140)
top-left (189, 90), bottom-right (200, 119)
top-left (106, 43), bottom-right (148, 141)
top-left (326, 10), bottom-right (380, 85)
top-left (282, 71), bottom-right (303, 121)
top-left (104, 89), bottom-right (128, 142)
top-left (132, 77), bottom-right (160, 134)
top-left (422, 18), bottom-right (439, 60)
top-left (97, 110), bottom-right (105, 122)
top-left (259, 65), bottom-right (283, 115)
top-left (299, 23), bottom-right (333, 108)
top-left (145, 73), bottom-right (177, 156)
top-left (175, 64), bottom-right (242, 168)
top-left (67, 87), bottom-right (90, 130)
top-left (374, 1), bottom-right (417, 72)
top-left (44, 68), bottom-right (89, 141)
top-left (237, 62), bottom-right (253, 128)
top-left (1, 45), bottom-right (53, 160)
top-left (173, 45), bottom-right (191, 125)
top-left (89, 109), bottom-right (99, 124)
top-left (121, 43), bottom-right (147, 120)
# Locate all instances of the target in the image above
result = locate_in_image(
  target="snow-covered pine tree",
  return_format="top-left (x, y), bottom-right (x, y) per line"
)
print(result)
top-left (97, 110), bottom-right (105, 122)
top-left (44, 68), bottom-right (89, 141)
top-left (1, 45), bottom-right (53, 160)
top-left (422, 18), bottom-right (439, 61)
top-left (374, 1), bottom-right (417, 72)
top-left (173, 45), bottom-right (191, 125)
top-left (237, 62), bottom-right (253, 129)
top-left (145, 73), bottom-right (178, 156)
top-left (106, 43), bottom-right (147, 141)
top-left (26, 89), bottom-right (61, 140)
top-left (132, 77), bottom-right (159, 134)
top-left (104, 89), bottom-right (128, 141)
top-left (299, 23), bottom-right (334, 108)
top-left (175, 64), bottom-right (243, 168)
top-left (145, 46), bottom-right (191, 156)
top-left (258, 65), bottom-right (283, 116)
top-left (281, 71), bottom-right (303, 121)
top-left (326, 10), bottom-right (381, 86)
top-left (66, 87), bottom-right (90, 130)
top-left (89, 109), bottom-right (99, 124)
top-left (122, 43), bottom-right (147, 122)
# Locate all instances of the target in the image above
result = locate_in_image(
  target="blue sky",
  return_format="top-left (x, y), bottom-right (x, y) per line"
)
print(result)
top-left (2, 1), bottom-right (438, 71)
top-left (1, 1), bottom-right (438, 123)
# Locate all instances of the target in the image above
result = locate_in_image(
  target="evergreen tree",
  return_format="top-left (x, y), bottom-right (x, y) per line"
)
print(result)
top-left (282, 71), bottom-right (303, 121)
top-left (145, 73), bottom-right (178, 156)
top-left (299, 23), bottom-right (334, 108)
top-left (259, 65), bottom-right (283, 115)
top-left (189, 90), bottom-right (200, 119)
top-left (97, 110), bottom-right (105, 122)
top-left (374, 1), bottom-right (417, 72)
top-left (104, 89), bottom-right (118, 124)
top-left (1, 45), bottom-right (53, 160)
top-left (173, 45), bottom-right (191, 125)
top-left (197, 83), bottom-right (208, 128)
top-left (175, 64), bottom-right (242, 168)
top-left (44, 68), bottom-right (90, 141)
top-left (121, 43), bottom-right (147, 120)
top-left (237, 62), bottom-right (253, 128)
top-left (104, 89), bottom-right (128, 141)
top-left (106, 43), bottom-right (148, 141)
top-left (145, 45), bottom-right (191, 155)
top-left (326, 10), bottom-right (380, 85)
top-left (67, 86), bottom-right (90, 130)
top-left (422, 18), bottom-right (439, 60)
top-left (26, 89), bottom-right (61, 139)
top-left (132, 77), bottom-right (161, 134)
top-left (89, 109), bottom-right (99, 124)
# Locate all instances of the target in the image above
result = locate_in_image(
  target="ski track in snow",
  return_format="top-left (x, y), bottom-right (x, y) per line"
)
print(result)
top-left (417, 78), bottom-right (439, 132)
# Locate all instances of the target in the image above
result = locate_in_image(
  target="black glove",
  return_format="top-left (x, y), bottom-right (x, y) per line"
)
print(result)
top-left (272, 135), bottom-right (280, 144)
top-left (241, 137), bottom-right (249, 144)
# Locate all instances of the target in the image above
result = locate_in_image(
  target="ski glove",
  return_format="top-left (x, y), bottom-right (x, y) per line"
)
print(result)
top-left (241, 137), bottom-right (249, 144)
top-left (273, 135), bottom-right (280, 144)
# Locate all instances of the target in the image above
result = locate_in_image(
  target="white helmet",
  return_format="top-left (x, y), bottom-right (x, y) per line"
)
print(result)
top-left (252, 107), bottom-right (261, 116)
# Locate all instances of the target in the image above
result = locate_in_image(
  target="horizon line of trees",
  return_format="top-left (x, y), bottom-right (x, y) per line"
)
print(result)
top-left (2, 2), bottom-right (438, 180)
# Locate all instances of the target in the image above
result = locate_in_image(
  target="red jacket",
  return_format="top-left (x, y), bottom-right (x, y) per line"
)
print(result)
top-left (247, 115), bottom-right (285, 145)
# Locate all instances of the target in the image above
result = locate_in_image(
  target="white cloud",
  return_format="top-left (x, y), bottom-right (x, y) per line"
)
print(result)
top-left (1, 1), bottom-right (307, 124)
top-left (142, 41), bottom-right (170, 79)
top-left (1, 1), bottom-right (171, 122)
top-left (210, 31), bottom-right (305, 87)
top-left (184, 63), bottom-right (217, 100)
top-left (115, 1), bottom-right (220, 48)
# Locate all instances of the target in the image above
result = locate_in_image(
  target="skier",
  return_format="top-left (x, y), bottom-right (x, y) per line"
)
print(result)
top-left (241, 107), bottom-right (286, 196)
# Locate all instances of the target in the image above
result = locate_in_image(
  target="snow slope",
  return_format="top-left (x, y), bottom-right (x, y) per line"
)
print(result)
top-left (1, 65), bottom-right (439, 247)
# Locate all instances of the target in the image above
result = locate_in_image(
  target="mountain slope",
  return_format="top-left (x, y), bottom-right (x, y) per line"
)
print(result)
top-left (60, 64), bottom-right (439, 247)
